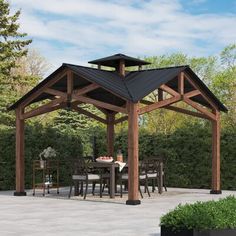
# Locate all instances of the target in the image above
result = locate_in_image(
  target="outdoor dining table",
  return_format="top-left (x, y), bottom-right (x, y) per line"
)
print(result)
top-left (89, 161), bottom-right (120, 198)
top-left (88, 159), bottom-right (164, 198)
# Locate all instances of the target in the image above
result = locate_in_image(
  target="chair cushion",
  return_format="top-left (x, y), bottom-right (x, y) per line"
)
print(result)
top-left (139, 174), bottom-right (146, 180)
top-left (147, 173), bottom-right (158, 178)
top-left (72, 174), bottom-right (100, 181)
top-left (121, 174), bottom-right (129, 180)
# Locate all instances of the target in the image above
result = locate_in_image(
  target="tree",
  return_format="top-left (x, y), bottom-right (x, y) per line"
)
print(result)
top-left (0, 0), bottom-right (32, 84)
top-left (0, 0), bottom-right (32, 127)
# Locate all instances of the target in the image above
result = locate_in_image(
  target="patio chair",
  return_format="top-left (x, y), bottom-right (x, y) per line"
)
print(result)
top-left (144, 156), bottom-right (167, 194)
top-left (68, 159), bottom-right (103, 199)
top-left (118, 162), bottom-right (150, 198)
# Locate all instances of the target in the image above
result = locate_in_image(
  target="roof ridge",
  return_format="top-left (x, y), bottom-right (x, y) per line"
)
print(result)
top-left (63, 63), bottom-right (116, 73)
top-left (128, 65), bottom-right (189, 73)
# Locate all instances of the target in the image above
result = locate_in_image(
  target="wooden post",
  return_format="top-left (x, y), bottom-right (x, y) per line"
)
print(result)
top-left (107, 113), bottom-right (115, 156)
top-left (126, 102), bottom-right (140, 205)
top-left (119, 59), bottom-right (125, 77)
top-left (14, 107), bottom-right (26, 196)
top-left (210, 110), bottom-right (221, 194)
top-left (178, 72), bottom-right (184, 95)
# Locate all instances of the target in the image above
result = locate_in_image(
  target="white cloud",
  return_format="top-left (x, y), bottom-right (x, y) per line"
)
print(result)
top-left (10, 0), bottom-right (236, 70)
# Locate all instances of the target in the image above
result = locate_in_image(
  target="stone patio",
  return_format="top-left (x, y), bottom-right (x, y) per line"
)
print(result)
top-left (0, 187), bottom-right (235, 236)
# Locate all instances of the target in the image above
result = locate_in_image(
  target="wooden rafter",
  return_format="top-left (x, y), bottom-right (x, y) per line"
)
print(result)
top-left (141, 99), bottom-right (210, 120)
top-left (184, 97), bottom-right (216, 120)
top-left (114, 115), bottom-right (128, 124)
top-left (22, 97), bottom-right (66, 119)
top-left (74, 83), bottom-right (100, 96)
top-left (183, 90), bottom-right (201, 98)
top-left (160, 84), bottom-right (179, 97)
top-left (139, 95), bottom-right (181, 115)
top-left (185, 73), bottom-right (218, 110)
top-left (72, 94), bottom-right (127, 114)
top-left (71, 104), bottom-right (107, 124)
top-left (165, 105), bottom-right (211, 120)
top-left (45, 88), bottom-right (67, 98)
top-left (21, 70), bottom-right (67, 108)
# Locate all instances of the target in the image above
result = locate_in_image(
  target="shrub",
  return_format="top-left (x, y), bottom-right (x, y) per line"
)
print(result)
top-left (160, 196), bottom-right (236, 232)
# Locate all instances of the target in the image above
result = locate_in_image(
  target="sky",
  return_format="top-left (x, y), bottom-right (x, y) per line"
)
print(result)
top-left (10, 0), bottom-right (236, 71)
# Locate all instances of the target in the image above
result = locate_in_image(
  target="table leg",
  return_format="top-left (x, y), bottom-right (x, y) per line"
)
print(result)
top-left (110, 165), bottom-right (115, 198)
top-left (158, 162), bottom-right (163, 194)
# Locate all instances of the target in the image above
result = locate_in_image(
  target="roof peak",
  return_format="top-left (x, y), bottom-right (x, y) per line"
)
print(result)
top-left (88, 53), bottom-right (151, 68)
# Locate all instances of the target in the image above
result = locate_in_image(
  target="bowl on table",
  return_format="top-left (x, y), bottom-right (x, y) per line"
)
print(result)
top-left (96, 156), bottom-right (113, 163)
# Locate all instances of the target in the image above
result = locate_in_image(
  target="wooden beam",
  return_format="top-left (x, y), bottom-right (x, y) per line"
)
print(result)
top-left (71, 104), bottom-right (107, 124)
top-left (184, 97), bottom-right (216, 121)
top-left (165, 106), bottom-right (211, 120)
top-left (22, 97), bottom-right (65, 119)
top-left (178, 72), bottom-right (184, 95)
top-left (107, 113), bottom-right (115, 156)
top-left (14, 107), bottom-right (26, 196)
top-left (158, 88), bottom-right (163, 101)
top-left (72, 95), bottom-right (127, 114)
top-left (21, 70), bottom-right (67, 108)
top-left (67, 70), bottom-right (73, 97)
top-left (126, 102), bottom-right (140, 205)
top-left (183, 90), bottom-right (201, 98)
top-left (74, 83), bottom-right (100, 96)
top-left (185, 74), bottom-right (218, 110)
top-left (160, 84), bottom-right (179, 97)
top-left (138, 65), bottom-right (142, 71)
top-left (139, 95), bottom-right (181, 115)
top-left (114, 115), bottom-right (128, 124)
top-left (210, 110), bottom-right (221, 194)
top-left (45, 88), bottom-right (67, 98)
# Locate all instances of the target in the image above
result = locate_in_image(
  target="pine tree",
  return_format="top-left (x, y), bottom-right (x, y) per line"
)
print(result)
top-left (0, 0), bottom-right (32, 127)
top-left (0, 0), bottom-right (32, 83)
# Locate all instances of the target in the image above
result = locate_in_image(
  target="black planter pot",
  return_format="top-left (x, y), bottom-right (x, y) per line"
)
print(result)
top-left (161, 226), bottom-right (236, 236)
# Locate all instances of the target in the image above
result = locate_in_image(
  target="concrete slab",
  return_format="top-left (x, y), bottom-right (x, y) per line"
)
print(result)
top-left (0, 187), bottom-right (235, 236)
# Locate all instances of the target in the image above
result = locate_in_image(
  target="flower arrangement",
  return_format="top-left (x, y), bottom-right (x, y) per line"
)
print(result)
top-left (39, 146), bottom-right (57, 160)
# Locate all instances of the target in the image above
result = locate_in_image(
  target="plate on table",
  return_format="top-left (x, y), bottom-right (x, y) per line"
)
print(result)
top-left (96, 157), bottom-right (113, 163)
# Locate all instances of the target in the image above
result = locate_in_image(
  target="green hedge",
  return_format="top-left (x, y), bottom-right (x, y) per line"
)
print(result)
top-left (160, 196), bottom-right (236, 231)
top-left (0, 122), bottom-right (235, 191)
top-left (0, 123), bottom-right (83, 190)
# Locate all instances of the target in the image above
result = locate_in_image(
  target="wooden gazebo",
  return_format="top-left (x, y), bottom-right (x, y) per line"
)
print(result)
top-left (9, 53), bottom-right (227, 205)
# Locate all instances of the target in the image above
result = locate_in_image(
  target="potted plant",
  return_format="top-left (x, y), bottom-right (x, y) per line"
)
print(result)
top-left (39, 146), bottom-right (57, 169)
top-left (160, 196), bottom-right (236, 236)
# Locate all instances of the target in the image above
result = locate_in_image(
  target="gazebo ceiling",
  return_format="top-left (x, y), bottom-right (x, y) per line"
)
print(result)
top-left (9, 55), bottom-right (227, 112)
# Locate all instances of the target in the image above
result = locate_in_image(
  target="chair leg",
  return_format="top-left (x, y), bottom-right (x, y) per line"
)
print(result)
top-left (139, 183), bottom-right (143, 198)
top-left (92, 182), bottom-right (96, 195)
top-left (163, 175), bottom-right (167, 192)
top-left (152, 179), bottom-right (155, 192)
top-left (120, 181), bottom-right (123, 198)
top-left (84, 181), bottom-right (88, 200)
top-left (99, 179), bottom-right (102, 198)
top-left (146, 179), bottom-right (150, 197)
top-left (68, 181), bottom-right (73, 198)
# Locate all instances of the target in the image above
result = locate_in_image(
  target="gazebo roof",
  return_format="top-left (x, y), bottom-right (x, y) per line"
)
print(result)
top-left (9, 62), bottom-right (227, 112)
top-left (88, 53), bottom-right (151, 67)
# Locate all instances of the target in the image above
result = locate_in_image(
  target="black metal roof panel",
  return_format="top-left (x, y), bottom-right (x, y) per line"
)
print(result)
top-left (88, 53), bottom-right (151, 67)
top-left (65, 64), bottom-right (131, 101)
top-left (125, 66), bottom-right (187, 102)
